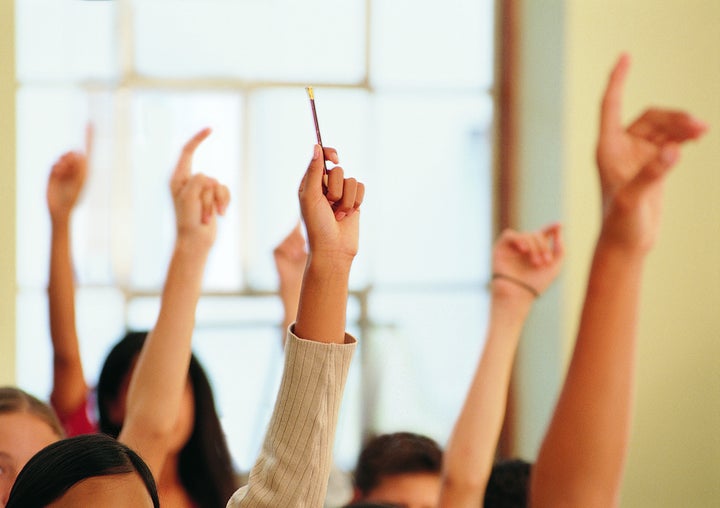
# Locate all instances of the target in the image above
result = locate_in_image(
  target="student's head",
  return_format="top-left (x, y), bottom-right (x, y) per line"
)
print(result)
top-left (484, 459), bottom-right (532, 508)
top-left (354, 432), bottom-right (443, 508)
top-left (97, 331), bottom-right (236, 507)
top-left (0, 387), bottom-right (64, 507)
top-left (6, 433), bottom-right (159, 508)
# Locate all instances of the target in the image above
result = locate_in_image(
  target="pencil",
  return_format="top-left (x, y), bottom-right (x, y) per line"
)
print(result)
top-left (305, 86), bottom-right (328, 175)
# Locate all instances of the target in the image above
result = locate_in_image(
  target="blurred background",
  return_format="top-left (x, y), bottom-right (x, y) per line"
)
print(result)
top-left (0, 1), bottom-right (717, 506)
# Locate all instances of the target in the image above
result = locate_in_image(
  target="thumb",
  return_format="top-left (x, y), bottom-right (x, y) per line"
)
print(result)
top-left (298, 144), bottom-right (324, 198)
top-left (624, 143), bottom-right (679, 200)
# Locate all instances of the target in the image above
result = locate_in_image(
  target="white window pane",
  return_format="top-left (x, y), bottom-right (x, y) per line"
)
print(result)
top-left (133, 0), bottom-right (365, 82)
top-left (16, 290), bottom-right (52, 399)
top-left (130, 91), bottom-right (243, 290)
top-left (126, 297), bottom-right (161, 331)
top-left (366, 289), bottom-right (489, 443)
top-left (192, 326), bottom-right (284, 472)
top-left (190, 298), bottom-right (363, 472)
top-left (16, 88), bottom-right (116, 288)
top-left (16, 0), bottom-right (117, 82)
top-left (245, 87), bottom-right (372, 290)
top-left (16, 288), bottom-right (126, 399)
top-left (371, 0), bottom-right (494, 89)
top-left (368, 92), bottom-right (493, 285)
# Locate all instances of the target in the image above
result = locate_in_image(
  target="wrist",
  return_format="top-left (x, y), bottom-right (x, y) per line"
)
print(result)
top-left (491, 286), bottom-right (534, 317)
top-left (173, 235), bottom-right (213, 261)
top-left (50, 212), bottom-right (72, 229)
top-left (306, 251), bottom-right (355, 274)
top-left (490, 273), bottom-right (539, 300)
top-left (595, 231), bottom-right (651, 262)
top-left (303, 256), bottom-right (353, 290)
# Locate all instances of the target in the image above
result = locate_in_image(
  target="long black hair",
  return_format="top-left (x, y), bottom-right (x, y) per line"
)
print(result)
top-left (6, 433), bottom-right (159, 507)
top-left (96, 331), bottom-right (236, 507)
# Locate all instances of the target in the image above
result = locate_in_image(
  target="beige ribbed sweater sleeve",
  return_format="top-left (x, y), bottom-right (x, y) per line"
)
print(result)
top-left (227, 328), bottom-right (356, 508)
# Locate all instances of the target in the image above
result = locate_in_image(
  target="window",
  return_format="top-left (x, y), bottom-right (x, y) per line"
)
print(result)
top-left (15, 0), bottom-right (496, 472)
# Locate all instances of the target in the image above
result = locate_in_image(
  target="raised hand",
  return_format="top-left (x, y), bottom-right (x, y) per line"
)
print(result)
top-left (274, 222), bottom-right (307, 290)
top-left (169, 128), bottom-right (230, 250)
top-left (47, 125), bottom-right (92, 220)
top-left (274, 222), bottom-right (308, 342)
top-left (596, 54), bottom-right (708, 251)
top-left (294, 144), bottom-right (365, 344)
top-left (491, 223), bottom-right (564, 300)
top-left (298, 145), bottom-right (364, 262)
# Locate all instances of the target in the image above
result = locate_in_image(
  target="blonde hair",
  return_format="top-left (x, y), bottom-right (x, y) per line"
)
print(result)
top-left (0, 386), bottom-right (65, 438)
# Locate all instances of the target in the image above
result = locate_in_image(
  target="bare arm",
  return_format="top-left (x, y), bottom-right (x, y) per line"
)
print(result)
top-left (119, 128), bottom-right (230, 478)
top-left (273, 222), bottom-right (308, 347)
top-left (46, 129), bottom-right (91, 418)
top-left (530, 54), bottom-right (708, 508)
top-left (439, 225), bottom-right (563, 508)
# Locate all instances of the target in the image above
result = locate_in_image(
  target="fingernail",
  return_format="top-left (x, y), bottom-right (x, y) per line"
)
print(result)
top-left (313, 145), bottom-right (320, 160)
top-left (335, 211), bottom-right (346, 221)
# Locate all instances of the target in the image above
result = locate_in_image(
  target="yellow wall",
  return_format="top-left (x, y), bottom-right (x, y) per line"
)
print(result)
top-left (0, 0), bottom-right (16, 385)
top-left (517, 1), bottom-right (720, 506)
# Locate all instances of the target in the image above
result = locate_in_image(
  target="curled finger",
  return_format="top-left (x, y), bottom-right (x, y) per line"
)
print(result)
top-left (334, 178), bottom-right (358, 220)
top-left (325, 166), bottom-right (345, 203)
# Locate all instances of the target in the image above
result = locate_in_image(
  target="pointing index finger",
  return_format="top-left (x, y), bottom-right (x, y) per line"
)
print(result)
top-left (172, 127), bottom-right (212, 190)
top-left (600, 53), bottom-right (631, 136)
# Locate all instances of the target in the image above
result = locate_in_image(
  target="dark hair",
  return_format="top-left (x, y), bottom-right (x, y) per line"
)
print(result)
top-left (354, 432), bottom-right (443, 496)
top-left (484, 459), bottom-right (532, 508)
top-left (6, 433), bottom-right (159, 507)
top-left (96, 331), bottom-right (236, 507)
top-left (0, 386), bottom-right (65, 439)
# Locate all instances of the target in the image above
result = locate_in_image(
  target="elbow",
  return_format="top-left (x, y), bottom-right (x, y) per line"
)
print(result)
top-left (439, 469), bottom-right (488, 505)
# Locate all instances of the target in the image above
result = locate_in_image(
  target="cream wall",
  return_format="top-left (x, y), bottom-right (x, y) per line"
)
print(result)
top-left (0, 0), bottom-right (16, 385)
top-left (516, 1), bottom-right (720, 506)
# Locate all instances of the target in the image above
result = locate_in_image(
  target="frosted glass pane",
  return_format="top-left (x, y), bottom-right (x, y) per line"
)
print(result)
top-left (245, 87), bottom-right (372, 290)
top-left (366, 289), bottom-right (489, 442)
top-left (371, 0), bottom-right (494, 89)
top-left (193, 328), bottom-right (360, 473)
top-left (130, 91), bottom-right (243, 290)
top-left (16, 288), bottom-right (126, 400)
top-left (16, 0), bottom-right (117, 81)
top-left (133, 0), bottom-right (365, 82)
top-left (16, 88), bottom-right (116, 287)
top-left (191, 326), bottom-right (284, 472)
top-left (368, 92), bottom-right (493, 285)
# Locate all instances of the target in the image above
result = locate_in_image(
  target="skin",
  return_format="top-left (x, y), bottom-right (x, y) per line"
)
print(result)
top-left (273, 222), bottom-right (307, 345)
top-left (119, 127), bottom-right (229, 508)
top-left (46, 472), bottom-right (154, 508)
top-left (363, 473), bottom-right (442, 508)
top-left (0, 413), bottom-right (60, 507)
top-left (530, 55), bottom-right (708, 507)
top-left (46, 126), bottom-right (93, 419)
top-left (439, 224), bottom-right (563, 508)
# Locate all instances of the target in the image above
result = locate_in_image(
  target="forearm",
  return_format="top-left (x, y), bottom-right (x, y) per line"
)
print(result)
top-left (294, 254), bottom-right (353, 344)
top-left (531, 241), bottom-right (645, 507)
top-left (121, 239), bottom-right (209, 472)
top-left (440, 293), bottom-right (532, 507)
top-left (48, 215), bottom-right (86, 412)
